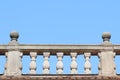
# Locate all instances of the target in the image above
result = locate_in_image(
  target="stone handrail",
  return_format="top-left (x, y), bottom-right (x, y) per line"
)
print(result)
top-left (0, 31), bottom-right (118, 77)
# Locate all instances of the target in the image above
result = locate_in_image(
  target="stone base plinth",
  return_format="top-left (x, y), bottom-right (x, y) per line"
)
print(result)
top-left (0, 74), bottom-right (120, 80)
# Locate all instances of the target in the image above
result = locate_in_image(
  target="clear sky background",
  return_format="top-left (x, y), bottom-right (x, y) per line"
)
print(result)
top-left (0, 0), bottom-right (120, 74)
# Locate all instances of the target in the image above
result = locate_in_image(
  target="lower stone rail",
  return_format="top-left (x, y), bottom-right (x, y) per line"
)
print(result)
top-left (0, 74), bottom-right (120, 80)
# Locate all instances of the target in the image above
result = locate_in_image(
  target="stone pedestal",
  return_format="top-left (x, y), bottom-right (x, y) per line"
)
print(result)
top-left (98, 49), bottom-right (116, 76)
top-left (99, 32), bottom-right (116, 76)
top-left (4, 31), bottom-right (22, 76)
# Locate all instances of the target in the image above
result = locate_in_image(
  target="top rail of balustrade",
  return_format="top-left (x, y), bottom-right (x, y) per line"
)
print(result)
top-left (0, 44), bottom-right (120, 55)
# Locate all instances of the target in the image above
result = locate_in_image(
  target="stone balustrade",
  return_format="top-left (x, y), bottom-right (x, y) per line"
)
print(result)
top-left (0, 31), bottom-right (120, 79)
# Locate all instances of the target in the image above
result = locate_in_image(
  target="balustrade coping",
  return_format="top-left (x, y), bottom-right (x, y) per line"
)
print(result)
top-left (0, 44), bottom-right (120, 55)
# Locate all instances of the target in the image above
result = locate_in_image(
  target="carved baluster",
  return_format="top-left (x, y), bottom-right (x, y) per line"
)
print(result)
top-left (84, 52), bottom-right (91, 74)
top-left (70, 52), bottom-right (78, 74)
top-left (56, 52), bottom-right (64, 74)
top-left (43, 52), bottom-right (50, 74)
top-left (98, 52), bottom-right (101, 75)
top-left (4, 52), bottom-right (8, 75)
top-left (19, 52), bottom-right (23, 74)
top-left (30, 52), bottom-right (37, 74)
top-left (113, 52), bottom-right (116, 74)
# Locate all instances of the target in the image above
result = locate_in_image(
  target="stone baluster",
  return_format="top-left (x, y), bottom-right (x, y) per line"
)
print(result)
top-left (113, 52), bottom-right (116, 74)
top-left (4, 52), bottom-right (8, 75)
top-left (70, 52), bottom-right (78, 74)
top-left (43, 52), bottom-right (50, 74)
top-left (5, 31), bottom-right (22, 76)
top-left (30, 52), bottom-right (37, 74)
top-left (56, 52), bottom-right (64, 74)
top-left (20, 52), bottom-right (23, 74)
top-left (98, 32), bottom-right (116, 76)
top-left (84, 52), bottom-right (91, 74)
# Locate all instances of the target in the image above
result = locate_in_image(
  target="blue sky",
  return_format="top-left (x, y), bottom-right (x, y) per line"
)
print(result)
top-left (0, 0), bottom-right (120, 74)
